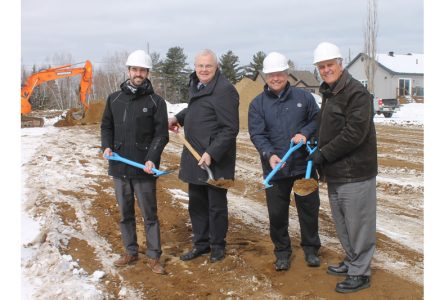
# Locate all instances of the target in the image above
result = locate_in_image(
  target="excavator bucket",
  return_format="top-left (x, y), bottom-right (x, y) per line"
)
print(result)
top-left (68, 107), bottom-right (86, 120)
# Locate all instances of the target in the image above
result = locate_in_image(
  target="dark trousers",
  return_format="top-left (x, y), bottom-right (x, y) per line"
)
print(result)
top-left (265, 175), bottom-right (321, 259)
top-left (114, 177), bottom-right (162, 259)
top-left (188, 183), bottom-right (228, 251)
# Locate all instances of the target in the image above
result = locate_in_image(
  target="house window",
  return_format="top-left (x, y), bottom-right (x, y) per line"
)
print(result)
top-left (360, 80), bottom-right (368, 88)
top-left (413, 86), bottom-right (424, 97)
top-left (398, 78), bottom-right (411, 96)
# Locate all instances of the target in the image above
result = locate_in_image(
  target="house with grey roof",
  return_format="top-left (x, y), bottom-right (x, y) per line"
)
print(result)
top-left (347, 52), bottom-right (424, 102)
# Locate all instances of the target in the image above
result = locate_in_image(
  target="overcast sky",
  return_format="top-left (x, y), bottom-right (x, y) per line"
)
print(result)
top-left (21, 0), bottom-right (423, 71)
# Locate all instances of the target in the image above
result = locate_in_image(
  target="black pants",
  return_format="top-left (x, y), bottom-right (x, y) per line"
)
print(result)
top-left (265, 175), bottom-right (321, 259)
top-left (188, 183), bottom-right (228, 251)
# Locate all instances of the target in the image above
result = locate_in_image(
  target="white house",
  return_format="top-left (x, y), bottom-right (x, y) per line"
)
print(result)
top-left (347, 52), bottom-right (424, 102)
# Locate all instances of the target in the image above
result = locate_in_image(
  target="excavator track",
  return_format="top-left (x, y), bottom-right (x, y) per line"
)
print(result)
top-left (21, 116), bottom-right (44, 128)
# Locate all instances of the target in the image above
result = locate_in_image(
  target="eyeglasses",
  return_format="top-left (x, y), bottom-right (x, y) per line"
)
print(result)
top-left (195, 64), bottom-right (215, 70)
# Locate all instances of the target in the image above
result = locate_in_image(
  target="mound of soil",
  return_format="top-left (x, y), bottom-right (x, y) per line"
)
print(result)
top-left (54, 101), bottom-right (105, 127)
top-left (235, 78), bottom-right (263, 129)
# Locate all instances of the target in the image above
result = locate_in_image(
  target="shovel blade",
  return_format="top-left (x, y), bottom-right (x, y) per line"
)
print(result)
top-left (293, 178), bottom-right (319, 196)
top-left (207, 178), bottom-right (235, 189)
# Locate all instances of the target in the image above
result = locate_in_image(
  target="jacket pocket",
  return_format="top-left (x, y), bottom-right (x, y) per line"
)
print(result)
top-left (136, 108), bottom-right (154, 143)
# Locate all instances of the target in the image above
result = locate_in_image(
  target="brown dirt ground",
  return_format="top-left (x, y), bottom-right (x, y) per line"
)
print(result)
top-left (28, 100), bottom-right (423, 298)
top-left (62, 125), bottom-right (422, 299)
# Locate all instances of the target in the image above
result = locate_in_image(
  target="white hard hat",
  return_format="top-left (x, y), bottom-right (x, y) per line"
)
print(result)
top-left (126, 50), bottom-right (153, 69)
top-left (313, 42), bottom-right (342, 65)
top-left (263, 52), bottom-right (289, 74)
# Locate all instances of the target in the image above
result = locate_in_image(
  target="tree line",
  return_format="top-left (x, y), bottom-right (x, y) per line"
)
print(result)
top-left (21, 47), bottom-right (301, 111)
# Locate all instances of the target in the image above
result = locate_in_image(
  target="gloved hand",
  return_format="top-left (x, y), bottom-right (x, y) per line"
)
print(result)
top-left (307, 148), bottom-right (325, 165)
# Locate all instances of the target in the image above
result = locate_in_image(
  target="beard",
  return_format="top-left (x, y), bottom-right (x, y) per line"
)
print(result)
top-left (130, 76), bottom-right (145, 86)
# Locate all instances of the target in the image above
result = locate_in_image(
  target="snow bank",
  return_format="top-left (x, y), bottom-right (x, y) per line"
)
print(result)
top-left (166, 101), bottom-right (188, 117)
top-left (374, 103), bottom-right (423, 126)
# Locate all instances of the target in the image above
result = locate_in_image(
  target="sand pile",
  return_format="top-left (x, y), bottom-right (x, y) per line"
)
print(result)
top-left (54, 101), bottom-right (105, 127)
top-left (235, 78), bottom-right (263, 130)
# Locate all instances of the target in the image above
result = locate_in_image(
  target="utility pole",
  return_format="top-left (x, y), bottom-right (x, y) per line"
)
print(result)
top-left (146, 42), bottom-right (150, 55)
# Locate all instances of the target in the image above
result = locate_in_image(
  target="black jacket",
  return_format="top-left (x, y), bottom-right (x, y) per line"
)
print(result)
top-left (317, 69), bottom-right (378, 183)
top-left (248, 83), bottom-right (319, 179)
top-left (175, 69), bottom-right (239, 185)
top-left (101, 79), bottom-right (169, 179)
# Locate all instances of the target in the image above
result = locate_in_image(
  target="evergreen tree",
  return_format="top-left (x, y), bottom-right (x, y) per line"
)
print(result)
top-left (160, 47), bottom-right (191, 103)
top-left (245, 51), bottom-right (266, 79)
top-left (219, 50), bottom-right (243, 85)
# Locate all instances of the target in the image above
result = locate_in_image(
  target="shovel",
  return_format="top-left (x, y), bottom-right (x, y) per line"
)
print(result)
top-left (104, 152), bottom-right (174, 177)
top-left (293, 142), bottom-right (319, 196)
top-left (261, 140), bottom-right (305, 190)
top-left (174, 131), bottom-right (234, 189)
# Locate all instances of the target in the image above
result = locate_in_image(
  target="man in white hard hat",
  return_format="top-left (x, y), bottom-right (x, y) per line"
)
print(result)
top-left (310, 42), bottom-right (377, 293)
top-left (168, 49), bottom-right (239, 263)
top-left (248, 51), bottom-right (321, 271)
top-left (101, 49), bottom-right (169, 274)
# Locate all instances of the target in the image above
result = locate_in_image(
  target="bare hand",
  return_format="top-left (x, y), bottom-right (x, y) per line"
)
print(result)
top-left (143, 161), bottom-right (155, 174)
top-left (292, 133), bottom-right (306, 144)
top-left (198, 152), bottom-right (212, 168)
top-left (269, 154), bottom-right (285, 170)
top-left (168, 117), bottom-right (179, 132)
top-left (103, 148), bottom-right (112, 159)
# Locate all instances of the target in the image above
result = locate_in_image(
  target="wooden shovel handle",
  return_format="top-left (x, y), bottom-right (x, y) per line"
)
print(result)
top-left (176, 132), bottom-right (202, 161)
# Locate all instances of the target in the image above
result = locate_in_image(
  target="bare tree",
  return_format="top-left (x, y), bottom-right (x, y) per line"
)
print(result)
top-left (363, 0), bottom-right (378, 94)
top-left (101, 51), bottom-right (129, 96)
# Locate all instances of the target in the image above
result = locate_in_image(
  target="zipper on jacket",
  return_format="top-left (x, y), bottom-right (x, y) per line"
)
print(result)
top-left (318, 97), bottom-right (329, 147)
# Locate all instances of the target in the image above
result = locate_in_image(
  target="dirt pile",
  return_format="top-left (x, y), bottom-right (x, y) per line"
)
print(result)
top-left (235, 78), bottom-right (263, 129)
top-left (54, 101), bottom-right (105, 127)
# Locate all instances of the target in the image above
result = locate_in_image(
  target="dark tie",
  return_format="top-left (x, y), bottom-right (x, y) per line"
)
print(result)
top-left (197, 83), bottom-right (205, 91)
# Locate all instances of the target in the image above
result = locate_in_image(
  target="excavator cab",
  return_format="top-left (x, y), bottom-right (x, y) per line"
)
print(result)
top-left (21, 60), bottom-right (93, 127)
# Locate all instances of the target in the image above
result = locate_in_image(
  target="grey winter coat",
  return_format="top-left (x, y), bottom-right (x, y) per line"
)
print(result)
top-left (101, 79), bottom-right (169, 179)
top-left (175, 69), bottom-right (239, 185)
top-left (317, 69), bottom-right (378, 183)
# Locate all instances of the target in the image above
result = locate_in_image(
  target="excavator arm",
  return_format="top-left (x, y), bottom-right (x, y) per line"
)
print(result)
top-left (21, 60), bottom-right (93, 126)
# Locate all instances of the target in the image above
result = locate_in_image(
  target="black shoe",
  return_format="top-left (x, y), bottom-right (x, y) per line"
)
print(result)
top-left (180, 248), bottom-right (210, 261)
top-left (305, 253), bottom-right (320, 267)
top-left (335, 275), bottom-right (371, 293)
top-left (210, 248), bottom-right (225, 263)
top-left (274, 258), bottom-right (290, 271)
top-left (327, 261), bottom-right (348, 276)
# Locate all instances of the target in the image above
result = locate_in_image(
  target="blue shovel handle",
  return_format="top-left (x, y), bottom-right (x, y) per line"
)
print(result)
top-left (105, 152), bottom-right (171, 177)
top-left (304, 142), bottom-right (318, 179)
top-left (263, 140), bottom-right (305, 188)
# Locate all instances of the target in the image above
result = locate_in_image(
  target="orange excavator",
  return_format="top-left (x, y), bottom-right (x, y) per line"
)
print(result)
top-left (21, 60), bottom-right (93, 127)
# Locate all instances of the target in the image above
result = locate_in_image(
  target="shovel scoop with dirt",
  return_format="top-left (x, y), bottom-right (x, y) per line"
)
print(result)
top-left (293, 141), bottom-right (319, 196)
top-left (173, 129), bottom-right (234, 189)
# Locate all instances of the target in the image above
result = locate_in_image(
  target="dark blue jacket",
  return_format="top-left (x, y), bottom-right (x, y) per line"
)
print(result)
top-left (248, 83), bottom-right (319, 179)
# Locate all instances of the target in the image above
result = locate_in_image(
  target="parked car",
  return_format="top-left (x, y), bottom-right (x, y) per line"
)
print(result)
top-left (372, 94), bottom-right (400, 118)
top-left (312, 92), bottom-right (399, 118)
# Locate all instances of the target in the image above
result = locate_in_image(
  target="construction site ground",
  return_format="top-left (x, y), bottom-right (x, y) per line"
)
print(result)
top-left (21, 108), bottom-right (423, 299)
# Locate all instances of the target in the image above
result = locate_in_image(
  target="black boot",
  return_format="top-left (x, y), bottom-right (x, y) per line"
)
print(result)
top-left (180, 248), bottom-right (210, 261)
top-left (335, 275), bottom-right (371, 293)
